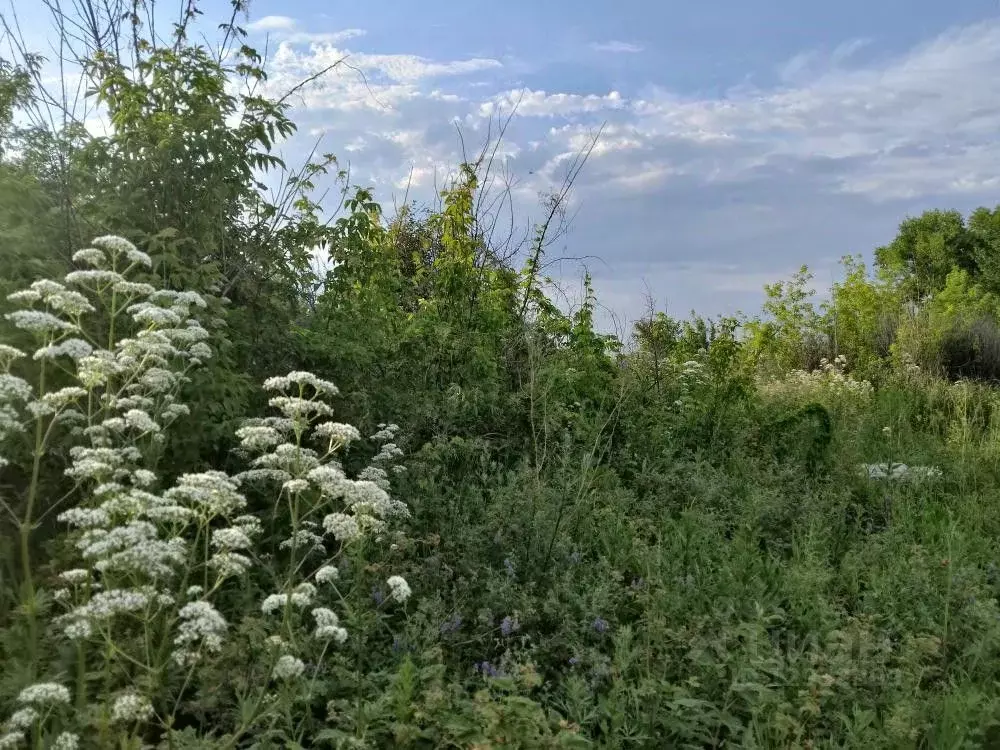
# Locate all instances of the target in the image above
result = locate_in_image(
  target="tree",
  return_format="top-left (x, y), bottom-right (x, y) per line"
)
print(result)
top-left (823, 255), bottom-right (900, 378)
top-left (745, 265), bottom-right (824, 373)
top-left (875, 209), bottom-right (981, 302)
top-left (968, 205), bottom-right (1000, 296)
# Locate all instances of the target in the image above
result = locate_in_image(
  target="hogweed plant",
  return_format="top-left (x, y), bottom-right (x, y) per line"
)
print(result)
top-left (0, 238), bottom-right (413, 748)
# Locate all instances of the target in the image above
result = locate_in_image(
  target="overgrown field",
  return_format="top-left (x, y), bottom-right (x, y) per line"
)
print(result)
top-left (4, 3), bottom-right (1000, 748)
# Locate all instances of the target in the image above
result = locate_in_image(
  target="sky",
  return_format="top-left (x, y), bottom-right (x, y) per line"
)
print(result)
top-left (11, 0), bottom-right (1000, 331)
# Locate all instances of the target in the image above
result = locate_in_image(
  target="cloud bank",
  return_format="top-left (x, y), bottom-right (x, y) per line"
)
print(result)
top-left (244, 17), bottom-right (1000, 324)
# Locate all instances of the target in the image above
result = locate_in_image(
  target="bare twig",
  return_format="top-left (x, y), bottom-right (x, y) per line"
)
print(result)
top-left (518, 123), bottom-right (603, 319)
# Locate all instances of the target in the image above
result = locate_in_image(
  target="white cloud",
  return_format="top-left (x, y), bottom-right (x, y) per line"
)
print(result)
top-left (256, 40), bottom-right (500, 116)
top-left (343, 137), bottom-right (367, 152)
top-left (516, 20), bottom-right (1000, 198)
top-left (590, 40), bottom-right (644, 54)
top-left (247, 15), bottom-right (297, 32)
top-left (283, 29), bottom-right (368, 45)
top-left (267, 18), bottom-right (1000, 210)
top-left (480, 89), bottom-right (625, 118)
top-left (226, 16), bottom-right (1000, 324)
top-left (245, 15), bottom-right (366, 45)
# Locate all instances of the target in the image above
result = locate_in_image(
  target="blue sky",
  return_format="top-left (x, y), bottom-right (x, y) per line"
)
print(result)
top-left (13, 0), bottom-right (1000, 329)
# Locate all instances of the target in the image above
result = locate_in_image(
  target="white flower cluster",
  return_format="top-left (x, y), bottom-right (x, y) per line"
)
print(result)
top-left (164, 472), bottom-right (246, 518)
top-left (667, 359), bottom-right (709, 409)
top-left (230, 372), bottom-right (417, 668)
top-left (260, 583), bottom-right (317, 615)
top-left (272, 654), bottom-right (306, 680)
top-left (0, 238), bottom-right (217, 485)
top-left (279, 528), bottom-right (325, 555)
top-left (235, 374), bottom-right (410, 551)
top-left (110, 691), bottom-right (153, 723)
top-left (7, 708), bottom-right (38, 731)
top-left (0, 344), bottom-right (24, 370)
top-left (17, 682), bottom-right (71, 706)
top-left (314, 565), bottom-right (339, 584)
top-left (211, 527), bottom-right (253, 551)
top-left (7, 279), bottom-right (96, 317)
top-left (4, 683), bottom-right (71, 739)
top-left (760, 355), bottom-right (873, 406)
top-left (5, 309), bottom-right (79, 334)
top-left (267, 396), bottom-right (333, 421)
top-left (371, 442), bottom-right (404, 464)
top-left (357, 465), bottom-right (389, 490)
top-left (34, 338), bottom-right (94, 362)
top-left (61, 587), bottom-right (156, 631)
top-left (386, 575), bottom-right (411, 603)
top-left (1, 241), bottom-right (248, 682)
top-left (860, 463), bottom-right (943, 482)
top-left (235, 424), bottom-right (283, 451)
top-left (173, 600), bottom-right (228, 665)
top-left (314, 421), bottom-right (361, 445)
top-left (312, 607), bottom-right (348, 642)
top-left (52, 732), bottom-right (80, 750)
top-left (322, 512), bottom-right (359, 542)
top-left (264, 371), bottom-right (339, 395)
top-left (370, 423), bottom-right (400, 442)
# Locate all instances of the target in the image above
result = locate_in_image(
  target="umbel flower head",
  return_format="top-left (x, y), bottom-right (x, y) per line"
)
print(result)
top-left (272, 654), bottom-right (306, 680)
top-left (52, 733), bottom-right (80, 750)
top-left (17, 682), bottom-right (71, 706)
top-left (386, 575), bottom-right (411, 603)
top-left (173, 600), bottom-right (228, 665)
top-left (110, 691), bottom-right (154, 723)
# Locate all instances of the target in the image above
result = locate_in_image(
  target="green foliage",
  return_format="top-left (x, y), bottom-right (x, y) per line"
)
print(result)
top-left (894, 268), bottom-right (1000, 381)
top-left (745, 265), bottom-right (826, 375)
top-left (9, 3), bottom-right (1000, 747)
top-left (824, 255), bottom-right (899, 380)
top-left (875, 209), bottom-right (981, 302)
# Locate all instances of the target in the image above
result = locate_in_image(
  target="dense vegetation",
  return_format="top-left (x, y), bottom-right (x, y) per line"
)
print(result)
top-left (4, 3), bottom-right (1000, 747)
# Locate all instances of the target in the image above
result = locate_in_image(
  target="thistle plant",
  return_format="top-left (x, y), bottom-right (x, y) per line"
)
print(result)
top-left (0, 237), bottom-right (414, 747)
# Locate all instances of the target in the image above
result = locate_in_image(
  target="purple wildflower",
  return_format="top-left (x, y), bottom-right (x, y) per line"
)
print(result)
top-left (476, 661), bottom-right (503, 678)
top-left (503, 558), bottom-right (515, 578)
top-left (371, 586), bottom-right (385, 606)
top-left (439, 614), bottom-right (463, 635)
top-left (500, 615), bottom-right (520, 637)
top-left (592, 617), bottom-right (609, 634)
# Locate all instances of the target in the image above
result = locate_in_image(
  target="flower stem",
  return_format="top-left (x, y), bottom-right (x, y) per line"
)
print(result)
top-left (20, 360), bottom-right (47, 673)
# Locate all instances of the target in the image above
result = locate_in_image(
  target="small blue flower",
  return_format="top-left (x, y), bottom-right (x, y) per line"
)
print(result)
top-left (476, 661), bottom-right (503, 678)
top-left (392, 635), bottom-right (405, 654)
top-left (371, 586), bottom-right (385, 606)
top-left (503, 558), bottom-right (515, 578)
top-left (592, 617), bottom-right (609, 634)
top-left (500, 615), bottom-right (520, 637)
top-left (568, 656), bottom-right (579, 666)
top-left (439, 614), bottom-right (463, 635)
top-left (569, 551), bottom-right (582, 564)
